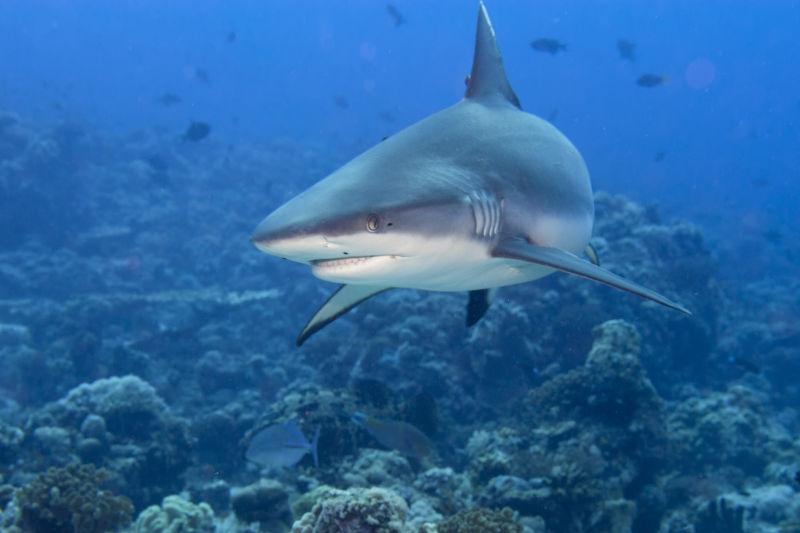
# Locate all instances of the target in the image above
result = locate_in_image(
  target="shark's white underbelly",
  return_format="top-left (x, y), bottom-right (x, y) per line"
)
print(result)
top-left (310, 236), bottom-right (559, 292)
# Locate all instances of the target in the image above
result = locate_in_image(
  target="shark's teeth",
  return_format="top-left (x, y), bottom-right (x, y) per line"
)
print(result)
top-left (312, 256), bottom-right (381, 269)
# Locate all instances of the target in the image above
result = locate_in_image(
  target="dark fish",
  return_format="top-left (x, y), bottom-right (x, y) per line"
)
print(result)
top-left (0, 114), bottom-right (17, 130)
top-left (352, 412), bottom-right (432, 458)
top-left (334, 95), bottom-right (349, 109)
top-left (245, 421), bottom-right (320, 469)
top-left (729, 356), bottom-right (761, 374)
top-left (156, 93), bottom-right (182, 106)
top-left (401, 390), bottom-right (438, 437)
top-left (794, 470), bottom-right (800, 486)
top-left (751, 177), bottom-right (769, 188)
top-left (379, 111), bottom-right (396, 123)
top-left (145, 154), bottom-right (168, 173)
top-left (386, 4), bottom-right (405, 27)
top-left (547, 109), bottom-right (559, 123)
top-left (144, 154), bottom-right (170, 185)
top-left (193, 68), bottom-right (211, 84)
top-left (531, 38), bottom-right (567, 55)
top-left (182, 121), bottom-right (211, 142)
top-left (617, 39), bottom-right (636, 62)
top-left (653, 151), bottom-right (666, 162)
top-left (352, 378), bottom-right (394, 408)
top-left (763, 229), bottom-right (782, 244)
top-left (637, 74), bottom-right (668, 87)
top-left (226, 30), bottom-right (237, 43)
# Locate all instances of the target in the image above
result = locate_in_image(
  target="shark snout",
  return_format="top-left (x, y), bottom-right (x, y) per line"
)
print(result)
top-left (250, 214), bottom-right (308, 257)
top-left (251, 215), bottom-right (346, 263)
top-left (250, 217), bottom-right (281, 253)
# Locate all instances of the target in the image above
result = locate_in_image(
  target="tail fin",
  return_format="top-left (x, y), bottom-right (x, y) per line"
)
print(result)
top-left (310, 425), bottom-right (321, 468)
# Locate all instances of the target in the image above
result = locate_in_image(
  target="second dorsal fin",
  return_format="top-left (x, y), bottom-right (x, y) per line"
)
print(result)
top-left (465, 2), bottom-right (520, 109)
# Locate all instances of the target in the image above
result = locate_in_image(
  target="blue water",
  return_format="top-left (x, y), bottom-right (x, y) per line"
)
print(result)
top-left (2, 1), bottom-right (798, 230)
top-left (0, 2), bottom-right (799, 532)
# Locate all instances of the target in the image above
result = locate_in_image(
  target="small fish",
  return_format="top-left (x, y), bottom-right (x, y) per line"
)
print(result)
top-left (156, 93), bottom-right (182, 106)
top-left (226, 30), bottom-right (237, 44)
top-left (751, 177), bottom-right (769, 188)
top-left (547, 109), bottom-right (559, 123)
top-left (352, 378), bottom-right (394, 408)
top-left (729, 356), bottom-right (761, 374)
top-left (386, 4), bottom-right (406, 27)
top-left (334, 95), bottom-right (349, 109)
top-left (145, 154), bottom-right (169, 173)
top-left (378, 111), bottom-right (396, 123)
top-left (794, 470), bottom-right (800, 486)
top-left (193, 68), bottom-right (211, 84)
top-left (617, 39), bottom-right (636, 62)
top-left (637, 74), bottom-right (668, 88)
top-left (182, 121), bottom-right (211, 142)
top-left (530, 38), bottom-right (567, 55)
top-left (763, 229), bottom-right (782, 244)
top-left (653, 151), bottom-right (666, 162)
top-left (245, 421), bottom-right (320, 469)
top-left (145, 154), bottom-right (171, 187)
top-left (352, 412), bottom-right (432, 458)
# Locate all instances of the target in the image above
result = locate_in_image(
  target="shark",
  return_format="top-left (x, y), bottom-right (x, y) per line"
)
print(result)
top-left (252, 2), bottom-right (690, 346)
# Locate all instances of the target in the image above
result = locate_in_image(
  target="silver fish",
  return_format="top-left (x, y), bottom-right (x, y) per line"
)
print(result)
top-left (245, 420), bottom-right (320, 469)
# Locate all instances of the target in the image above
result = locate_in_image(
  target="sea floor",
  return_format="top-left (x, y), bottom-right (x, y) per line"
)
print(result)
top-left (0, 112), bottom-right (799, 532)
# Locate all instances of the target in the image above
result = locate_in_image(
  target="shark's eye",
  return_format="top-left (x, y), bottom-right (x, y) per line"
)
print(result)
top-left (366, 214), bottom-right (380, 232)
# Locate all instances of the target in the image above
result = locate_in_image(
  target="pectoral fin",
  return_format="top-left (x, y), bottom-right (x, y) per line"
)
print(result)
top-left (297, 285), bottom-right (390, 346)
top-left (466, 288), bottom-right (496, 327)
top-left (492, 238), bottom-right (691, 315)
top-left (585, 243), bottom-right (600, 266)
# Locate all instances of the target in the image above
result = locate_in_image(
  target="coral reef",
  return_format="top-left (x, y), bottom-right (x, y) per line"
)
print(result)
top-left (23, 375), bottom-right (193, 508)
top-left (0, 421), bottom-right (23, 465)
top-left (14, 463), bottom-right (133, 533)
top-left (666, 384), bottom-right (796, 475)
top-left (291, 487), bottom-right (409, 533)
top-left (133, 494), bottom-right (214, 533)
top-left (435, 507), bottom-right (522, 533)
top-left (0, 114), bottom-right (797, 533)
top-left (231, 479), bottom-right (292, 531)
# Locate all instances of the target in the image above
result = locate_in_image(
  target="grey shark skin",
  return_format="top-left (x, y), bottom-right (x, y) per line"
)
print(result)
top-left (252, 2), bottom-right (690, 346)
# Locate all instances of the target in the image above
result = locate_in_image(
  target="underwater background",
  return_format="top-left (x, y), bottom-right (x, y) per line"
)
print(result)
top-left (0, 1), bottom-right (798, 532)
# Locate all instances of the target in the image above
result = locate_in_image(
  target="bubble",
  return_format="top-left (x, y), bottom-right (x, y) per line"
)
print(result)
top-left (685, 58), bottom-right (716, 90)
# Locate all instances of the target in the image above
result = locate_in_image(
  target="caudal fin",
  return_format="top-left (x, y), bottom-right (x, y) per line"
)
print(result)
top-left (310, 425), bottom-right (321, 468)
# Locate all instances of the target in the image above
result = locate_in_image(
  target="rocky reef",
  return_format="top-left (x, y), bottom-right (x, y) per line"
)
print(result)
top-left (1, 114), bottom-right (798, 532)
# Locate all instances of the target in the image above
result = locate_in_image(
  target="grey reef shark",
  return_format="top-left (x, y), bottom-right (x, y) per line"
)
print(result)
top-left (252, 2), bottom-right (691, 346)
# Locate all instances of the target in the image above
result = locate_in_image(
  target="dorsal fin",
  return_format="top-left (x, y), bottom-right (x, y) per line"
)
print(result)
top-left (465, 1), bottom-right (521, 109)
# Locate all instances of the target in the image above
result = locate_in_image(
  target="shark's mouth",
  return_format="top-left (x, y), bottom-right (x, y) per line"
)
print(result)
top-left (311, 256), bottom-right (389, 269)
top-left (309, 255), bottom-right (405, 282)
